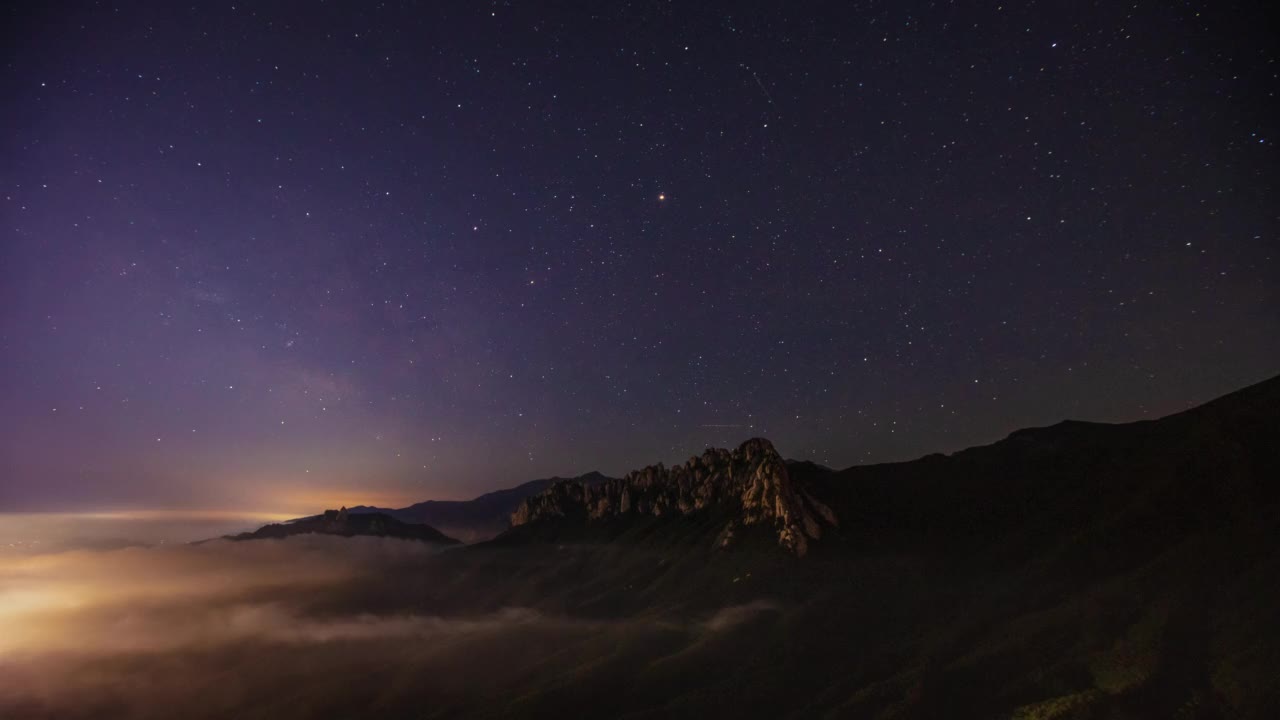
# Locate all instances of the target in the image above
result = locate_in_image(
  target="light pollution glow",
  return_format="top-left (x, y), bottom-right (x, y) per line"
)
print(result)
top-left (0, 510), bottom-right (297, 551)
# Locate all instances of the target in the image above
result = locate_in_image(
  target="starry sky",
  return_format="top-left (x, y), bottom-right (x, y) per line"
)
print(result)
top-left (2, 1), bottom-right (1276, 513)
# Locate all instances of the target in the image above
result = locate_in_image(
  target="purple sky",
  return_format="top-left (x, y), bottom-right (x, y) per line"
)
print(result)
top-left (2, 1), bottom-right (1276, 513)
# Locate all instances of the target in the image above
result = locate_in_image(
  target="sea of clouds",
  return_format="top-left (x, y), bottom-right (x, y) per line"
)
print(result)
top-left (0, 532), bottom-right (780, 719)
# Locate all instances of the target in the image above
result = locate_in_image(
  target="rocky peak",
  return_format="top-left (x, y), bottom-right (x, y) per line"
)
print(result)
top-left (510, 438), bottom-right (837, 555)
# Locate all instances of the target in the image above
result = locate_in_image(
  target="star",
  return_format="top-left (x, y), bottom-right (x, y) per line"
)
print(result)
top-left (2, 0), bottom-right (1274, 523)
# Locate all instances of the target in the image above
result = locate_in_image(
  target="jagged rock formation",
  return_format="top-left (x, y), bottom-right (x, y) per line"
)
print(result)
top-left (509, 438), bottom-right (837, 555)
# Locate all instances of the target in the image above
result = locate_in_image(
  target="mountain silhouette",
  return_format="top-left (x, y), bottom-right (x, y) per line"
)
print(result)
top-left (229, 507), bottom-right (460, 545)
top-left (294, 472), bottom-right (613, 543)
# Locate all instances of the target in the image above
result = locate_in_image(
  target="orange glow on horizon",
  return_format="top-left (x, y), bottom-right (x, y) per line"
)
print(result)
top-left (267, 488), bottom-right (425, 515)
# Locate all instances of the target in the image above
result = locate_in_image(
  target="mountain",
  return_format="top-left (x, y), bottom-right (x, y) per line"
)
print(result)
top-left (153, 375), bottom-right (1280, 718)
top-left (809, 372), bottom-right (1279, 563)
top-left (506, 375), bottom-right (1278, 563)
top-left (229, 508), bottom-right (460, 545)
top-left (508, 438), bottom-right (837, 555)
top-left (417, 374), bottom-right (1280, 718)
top-left (304, 472), bottom-right (613, 543)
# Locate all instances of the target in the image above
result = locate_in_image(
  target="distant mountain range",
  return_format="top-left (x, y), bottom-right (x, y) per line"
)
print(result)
top-left (230, 508), bottom-right (460, 545)
top-left (289, 471), bottom-right (613, 543)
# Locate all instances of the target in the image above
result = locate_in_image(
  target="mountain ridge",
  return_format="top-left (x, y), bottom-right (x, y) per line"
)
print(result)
top-left (508, 438), bottom-right (838, 556)
top-left (495, 373), bottom-right (1279, 560)
top-left (230, 508), bottom-right (461, 545)
top-left (292, 471), bottom-right (613, 543)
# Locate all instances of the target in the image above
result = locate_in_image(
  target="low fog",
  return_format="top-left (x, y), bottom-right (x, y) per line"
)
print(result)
top-left (0, 534), bottom-right (781, 719)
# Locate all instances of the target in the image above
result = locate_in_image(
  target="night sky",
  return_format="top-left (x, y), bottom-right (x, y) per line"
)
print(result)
top-left (2, 2), bottom-right (1276, 513)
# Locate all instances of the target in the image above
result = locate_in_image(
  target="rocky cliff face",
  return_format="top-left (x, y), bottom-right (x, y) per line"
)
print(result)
top-left (510, 438), bottom-right (837, 555)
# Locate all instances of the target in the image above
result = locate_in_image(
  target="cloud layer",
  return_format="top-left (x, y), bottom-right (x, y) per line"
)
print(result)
top-left (0, 535), bottom-right (781, 719)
